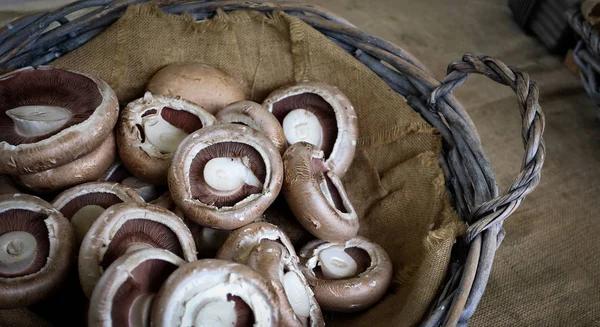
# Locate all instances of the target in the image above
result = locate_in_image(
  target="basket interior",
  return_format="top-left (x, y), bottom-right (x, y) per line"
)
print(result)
top-left (40, 3), bottom-right (468, 326)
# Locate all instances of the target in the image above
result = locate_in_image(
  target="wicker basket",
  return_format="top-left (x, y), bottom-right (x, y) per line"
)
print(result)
top-left (0, 1), bottom-right (545, 326)
top-left (567, 7), bottom-right (600, 111)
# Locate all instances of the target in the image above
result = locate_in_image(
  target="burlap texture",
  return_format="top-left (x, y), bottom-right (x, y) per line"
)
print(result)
top-left (2, 4), bottom-right (463, 326)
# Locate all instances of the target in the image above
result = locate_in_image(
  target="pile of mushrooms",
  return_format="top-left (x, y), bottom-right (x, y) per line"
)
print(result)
top-left (0, 63), bottom-right (393, 326)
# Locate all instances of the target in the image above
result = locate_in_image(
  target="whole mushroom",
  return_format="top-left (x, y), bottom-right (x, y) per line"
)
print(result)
top-left (78, 202), bottom-right (197, 298)
top-left (51, 182), bottom-right (145, 245)
top-left (0, 66), bottom-right (118, 175)
top-left (263, 81), bottom-right (357, 177)
top-left (282, 142), bottom-right (358, 242)
top-left (152, 259), bottom-right (280, 327)
top-left (218, 222), bottom-right (324, 327)
top-left (0, 193), bottom-right (75, 308)
top-left (298, 236), bottom-right (393, 312)
top-left (117, 92), bottom-right (217, 184)
top-left (169, 124), bottom-right (283, 230)
top-left (146, 63), bottom-right (245, 115)
top-left (88, 248), bottom-right (185, 327)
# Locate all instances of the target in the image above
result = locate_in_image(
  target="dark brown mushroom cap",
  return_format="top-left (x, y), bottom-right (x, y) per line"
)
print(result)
top-left (247, 240), bottom-right (325, 327)
top-left (151, 259), bottom-right (280, 327)
top-left (262, 81), bottom-right (358, 177)
top-left (0, 193), bottom-right (75, 308)
top-left (216, 222), bottom-right (296, 263)
top-left (14, 132), bottom-right (116, 193)
top-left (282, 142), bottom-right (358, 242)
top-left (146, 63), bottom-right (246, 115)
top-left (168, 124), bottom-right (283, 230)
top-left (88, 248), bottom-right (185, 327)
top-left (298, 237), bottom-right (393, 313)
top-left (78, 202), bottom-right (197, 298)
top-left (216, 101), bottom-right (287, 154)
top-left (117, 92), bottom-right (217, 185)
top-left (0, 66), bottom-right (119, 175)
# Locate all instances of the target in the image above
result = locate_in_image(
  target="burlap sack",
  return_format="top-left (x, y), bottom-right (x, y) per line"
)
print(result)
top-left (1, 4), bottom-right (465, 326)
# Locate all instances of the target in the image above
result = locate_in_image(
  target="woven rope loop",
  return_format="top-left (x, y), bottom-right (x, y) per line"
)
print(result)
top-left (429, 54), bottom-right (545, 243)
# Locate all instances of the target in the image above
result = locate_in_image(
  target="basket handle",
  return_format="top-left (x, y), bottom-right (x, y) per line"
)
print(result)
top-left (429, 54), bottom-right (545, 243)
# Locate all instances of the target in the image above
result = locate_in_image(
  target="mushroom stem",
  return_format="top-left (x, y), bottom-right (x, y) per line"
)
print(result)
top-left (203, 157), bottom-right (263, 192)
top-left (318, 247), bottom-right (358, 280)
top-left (282, 109), bottom-right (323, 147)
top-left (0, 231), bottom-right (37, 275)
top-left (142, 114), bottom-right (188, 153)
top-left (193, 300), bottom-right (237, 327)
top-left (282, 271), bottom-right (311, 319)
top-left (6, 105), bottom-right (72, 137)
top-left (71, 205), bottom-right (106, 244)
top-left (130, 293), bottom-right (155, 327)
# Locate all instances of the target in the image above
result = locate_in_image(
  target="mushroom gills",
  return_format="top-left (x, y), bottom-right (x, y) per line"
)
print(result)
top-left (141, 107), bottom-right (204, 154)
top-left (189, 142), bottom-right (267, 207)
top-left (0, 231), bottom-right (37, 275)
top-left (71, 205), bottom-right (105, 244)
top-left (282, 109), bottom-right (323, 147)
top-left (204, 157), bottom-right (263, 193)
top-left (318, 246), bottom-right (358, 280)
top-left (6, 105), bottom-right (71, 137)
top-left (282, 271), bottom-right (311, 319)
top-left (0, 209), bottom-right (49, 278)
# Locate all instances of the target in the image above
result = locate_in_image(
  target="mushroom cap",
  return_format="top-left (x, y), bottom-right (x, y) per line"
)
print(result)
top-left (216, 222), bottom-right (296, 264)
top-left (117, 92), bottom-right (217, 185)
top-left (0, 66), bottom-right (119, 175)
top-left (216, 101), bottom-right (287, 154)
top-left (151, 259), bottom-right (280, 327)
top-left (98, 160), bottom-right (132, 183)
top-left (282, 142), bottom-right (358, 242)
top-left (15, 132), bottom-right (116, 193)
top-left (298, 236), bottom-right (393, 312)
top-left (78, 202), bottom-right (197, 298)
top-left (168, 124), bottom-right (283, 230)
top-left (262, 81), bottom-right (357, 177)
top-left (149, 191), bottom-right (175, 210)
top-left (51, 182), bottom-right (145, 220)
top-left (0, 193), bottom-right (75, 308)
top-left (146, 63), bottom-right (245, 115)
top-left (246, 240), bottom-right (325, 327)
top-left (88, 248), bottom-right (185, 327)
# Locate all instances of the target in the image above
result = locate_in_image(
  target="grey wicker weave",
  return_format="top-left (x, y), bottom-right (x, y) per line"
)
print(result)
top-left (567, 8), bottom-right (600, 110)
top-left (0, 1), bottom-right (545, 326)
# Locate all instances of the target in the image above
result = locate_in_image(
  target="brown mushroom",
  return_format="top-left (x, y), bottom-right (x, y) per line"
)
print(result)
top-left (218, 222), bottom-right (324, 327)
top-left (282, 142), bottom-right (358, 242)
top-left (0, 66), bottom-right (118, 175)
top-left (0, 193), bottom-right (75, 308)
top-left (298, 236), bottom-right (393, 312)
top-left (78, 202), bottom-right (197, 298)
top-left (51, 182), bottom-right (145, 245)
top-left (146, 63), bottom-right (245, 115)
top-left (169, 124), bottom-right (283, 230)
top-left (121, 176), bottom-right (161, 202)
top-left (216, 101), bottom-right (286, 154)
top-left (14, 132), bottom-right (116, 193)
top-left (88, 248), bottom-right (185, 327)
top-left (117, 92), bottom-right (217, 184)
top-left (151, 259), bottom-right (279, 327)
top-left (262, 81), bottom-right (357, 177)
top-left (257, 197), bottom-right (313, 247)
top-left (150, 191), bottom-right (175, 210)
